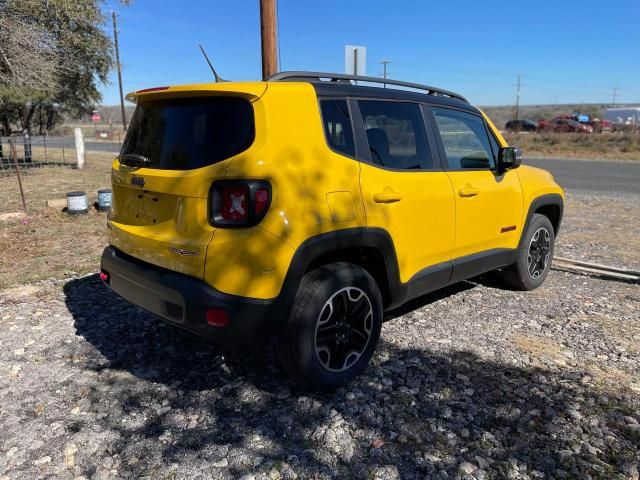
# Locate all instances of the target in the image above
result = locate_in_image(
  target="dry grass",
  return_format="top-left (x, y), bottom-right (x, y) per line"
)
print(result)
top-left (28, 145), bottom-right (75, 164)
top-left (0, 151), bottom-right (114, 212)
top-left (513, 335), bottom-right (568, 364)
top-left (588, 314), bottom-right (640, 355)
top-left (505, 132), bottom-right (640, 160)
top-left (0, 151), bottom-right (113, 288)
top-left (0, 146), bottom-right (75, 167)
top-left (513, 334), bottom-right (640, 396)
top-left (587, 364), bottom-right (639, 391)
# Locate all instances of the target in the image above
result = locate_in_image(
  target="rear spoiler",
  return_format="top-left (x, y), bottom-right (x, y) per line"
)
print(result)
top-left (125, 82), bottom-right (268, 103)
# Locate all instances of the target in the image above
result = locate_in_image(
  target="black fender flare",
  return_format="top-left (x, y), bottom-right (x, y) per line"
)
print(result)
top-left (518, 193), bottom-right (564, 250)
top-left (272, 227), bottom-right (402, 326)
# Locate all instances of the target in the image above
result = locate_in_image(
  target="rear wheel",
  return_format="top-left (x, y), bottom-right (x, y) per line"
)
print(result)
top-left (502, 213), bottom-right (555, 290)
top-left (276, 263), bottom-right (383, 391)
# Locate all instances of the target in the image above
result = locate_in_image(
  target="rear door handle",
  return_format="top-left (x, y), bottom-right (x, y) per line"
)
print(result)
top-left (458, 186), bottom-right (479, 197)
top-left (373, 189), bottom-right (404, 203)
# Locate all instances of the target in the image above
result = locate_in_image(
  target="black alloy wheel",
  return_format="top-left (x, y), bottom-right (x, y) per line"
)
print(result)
top-left (527, 227), bottom-right (551, 280)
top-left (314, 287), bottom-right (374, 372)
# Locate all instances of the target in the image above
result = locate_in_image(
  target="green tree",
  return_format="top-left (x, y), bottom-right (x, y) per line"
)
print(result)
top-left (0, 0), bottom-right (126, 134)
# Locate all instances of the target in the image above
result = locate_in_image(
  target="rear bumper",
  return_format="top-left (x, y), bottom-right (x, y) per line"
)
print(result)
top-left (100, 246), bottom-right (275, 348)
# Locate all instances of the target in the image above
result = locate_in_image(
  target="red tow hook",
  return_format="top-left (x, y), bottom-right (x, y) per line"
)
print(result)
top-left (99, 271), bottom-right (110, 285)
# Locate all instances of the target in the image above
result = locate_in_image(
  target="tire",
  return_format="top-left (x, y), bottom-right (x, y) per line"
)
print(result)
top-left (502, 213), bottom-right (555, 291)
top-left (276, 262), bottom-right (383, 391)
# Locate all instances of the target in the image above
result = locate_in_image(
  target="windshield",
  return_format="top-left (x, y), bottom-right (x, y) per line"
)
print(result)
top-left (120, 96), bottom-right (255, 170)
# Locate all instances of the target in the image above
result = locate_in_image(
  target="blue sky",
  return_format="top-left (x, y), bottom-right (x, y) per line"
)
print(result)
top-left (102, 0), bottom-right (640, 106)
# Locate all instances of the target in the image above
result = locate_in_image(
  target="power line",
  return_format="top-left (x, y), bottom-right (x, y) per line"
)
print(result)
top-left (612, 87), bottom-right (618, 106)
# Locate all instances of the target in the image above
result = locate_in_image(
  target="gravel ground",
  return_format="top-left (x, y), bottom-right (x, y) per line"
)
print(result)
top-left (1, 187), bottom-right (639, 479)
top-left (557, 190), bottom-right (640, 271)
top-left (1, 269), bottom-right (638, 480)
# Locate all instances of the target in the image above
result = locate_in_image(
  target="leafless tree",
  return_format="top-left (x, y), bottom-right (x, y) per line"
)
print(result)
top-left (0, 0), bottom-right (133, 134)
top-left (0, 6), bottom-right (60, 92)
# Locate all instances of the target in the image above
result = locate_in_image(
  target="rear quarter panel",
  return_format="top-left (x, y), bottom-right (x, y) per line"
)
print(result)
top-left (204, 82), bottom-right (366, 299)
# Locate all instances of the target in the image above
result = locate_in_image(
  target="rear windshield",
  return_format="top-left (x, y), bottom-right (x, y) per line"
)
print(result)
top-left (120, 96), bottom-right (254, 170)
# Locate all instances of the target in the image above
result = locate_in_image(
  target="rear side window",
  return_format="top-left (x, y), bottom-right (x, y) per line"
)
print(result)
top-left (320, 99), bottom-right (355, 157)
top-left (358, 101), bottom-right (432, 170)
top-left (121, 96), bottom-right (254, 170)
top-left (431, 107), bottom-right (495, 170)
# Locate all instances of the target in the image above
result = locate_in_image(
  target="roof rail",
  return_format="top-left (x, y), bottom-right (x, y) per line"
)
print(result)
top-left (267, 71), bottom-right (468, 103)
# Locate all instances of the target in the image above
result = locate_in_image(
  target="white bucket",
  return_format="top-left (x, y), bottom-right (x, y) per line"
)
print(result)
top-left (97, 189), bottom-right (112, 211)
top-left (66, 191), bottom-right (88, 215)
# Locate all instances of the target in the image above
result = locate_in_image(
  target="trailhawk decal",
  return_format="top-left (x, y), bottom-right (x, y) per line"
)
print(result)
top-left (168, 247), bottom-right (199, 256)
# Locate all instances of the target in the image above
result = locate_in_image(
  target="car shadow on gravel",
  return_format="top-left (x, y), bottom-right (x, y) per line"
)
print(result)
top-left (384, 281), bottom-right (477, 321)
top-left (64, 273), bottom-right (283, 393)
top-left (63, 274), bottom-right (639, 479)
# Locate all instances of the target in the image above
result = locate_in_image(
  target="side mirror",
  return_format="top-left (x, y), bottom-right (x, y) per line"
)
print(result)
top-left (497, 146), bottom-right (522, 173)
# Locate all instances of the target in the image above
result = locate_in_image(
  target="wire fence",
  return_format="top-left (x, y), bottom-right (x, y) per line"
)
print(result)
top-left (0, 134), bottom-right (122, 177)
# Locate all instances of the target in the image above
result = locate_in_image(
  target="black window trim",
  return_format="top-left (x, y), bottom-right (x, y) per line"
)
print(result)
top-left (317, 96), bottom-right (358, 161)
top-left (425, 104), bottom-right (501, 173)
top-left (349, 97), bottom-right (445, 173)
top-left (484, 118), bottom-right (502, 162)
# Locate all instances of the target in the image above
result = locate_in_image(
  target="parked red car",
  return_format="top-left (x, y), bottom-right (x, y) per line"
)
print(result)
top-left (589, 118), bottom-right (614, 133)
top-left (541, 118), bottom-right (592, 133)
top-left (541, 113), bottom-right (612, 133)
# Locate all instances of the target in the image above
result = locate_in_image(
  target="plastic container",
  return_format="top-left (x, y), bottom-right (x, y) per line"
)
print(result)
top-left (66, 191), bottom-right (88, 215)
top-left (97, 188), bottom-right (112, 211)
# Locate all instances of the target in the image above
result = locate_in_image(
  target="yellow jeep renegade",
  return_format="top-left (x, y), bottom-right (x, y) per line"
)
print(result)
top-left (100, 72), bottom-right (564, 390)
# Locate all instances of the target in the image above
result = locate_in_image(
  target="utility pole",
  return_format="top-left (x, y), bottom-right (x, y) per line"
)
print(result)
top-left (612, 87), bottom-right (618, 106)
top-left (353, 48), bottom-right (359, 78)
top-left (112, 12), bottom-right (127, 131)
top-left (514, 74), bottom-right (522, 120)
top-left (260, 0), bottom-right (278, 79)
top-left (380, 59), bottom-right (391, 87)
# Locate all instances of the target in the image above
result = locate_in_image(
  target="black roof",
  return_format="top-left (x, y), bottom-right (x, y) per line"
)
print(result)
top-left (268, 71), bottom-right (477, 113)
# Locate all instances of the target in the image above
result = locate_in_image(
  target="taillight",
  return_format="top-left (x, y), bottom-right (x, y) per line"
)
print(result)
top-left (210, 180), bottom-right (271, 227)
top-left (255, 188), bottom-right (269, 215)
top-left (221, 185), bottom-right (249, 221)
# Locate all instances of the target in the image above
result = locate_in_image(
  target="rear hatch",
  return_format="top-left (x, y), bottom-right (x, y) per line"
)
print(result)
top-left (108, 84), bottom-right (265, 278)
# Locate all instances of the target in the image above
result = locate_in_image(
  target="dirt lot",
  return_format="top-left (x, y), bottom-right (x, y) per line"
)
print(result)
top-left (0, 152), bottom-right (113, 288)
top-left (0, 160), bottom-right (639, 479)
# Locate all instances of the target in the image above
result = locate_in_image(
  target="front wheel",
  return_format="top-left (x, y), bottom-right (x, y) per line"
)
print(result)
top-left (276, 263), bottom-right (383, 391)
top-left (502, 213), bottom-right (555, 290)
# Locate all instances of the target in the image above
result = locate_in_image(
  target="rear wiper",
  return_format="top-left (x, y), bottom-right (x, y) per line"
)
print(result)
top-left (119, 153), bottom-right (151, 166)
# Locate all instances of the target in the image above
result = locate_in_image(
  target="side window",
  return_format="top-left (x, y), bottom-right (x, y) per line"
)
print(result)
top-left (431, 107), bottom-right (496, 170)
top-left (358, 100), bottom-right (433, 170)
top-left (320, 99), bottom-right (355, 157)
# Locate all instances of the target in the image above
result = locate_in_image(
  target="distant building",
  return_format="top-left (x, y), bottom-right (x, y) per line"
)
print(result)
top-left (604, 107), bottom-right (640, 125)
